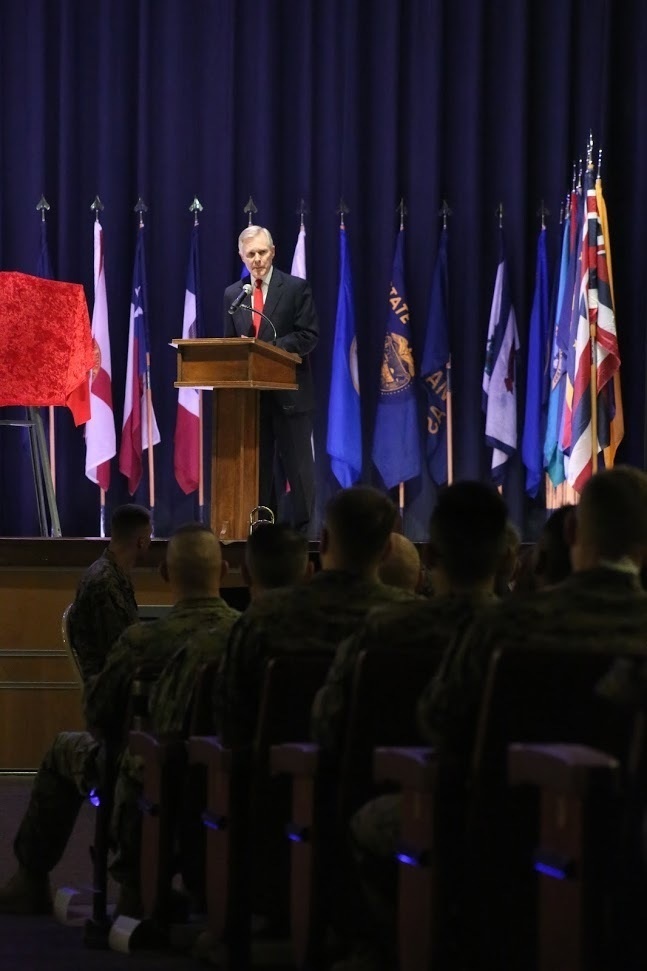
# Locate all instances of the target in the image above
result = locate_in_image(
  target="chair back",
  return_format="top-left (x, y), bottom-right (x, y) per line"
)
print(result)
top-left (463, 645), bottom-right (635, 969)
top-left (254, 652), bottom-right (331, 765)
top-left (339, 645), bottom-right (445, 817)
top-left (61, 602), bottom-right (83, 686)
top-left (471, 646), bottom-right (629, 792)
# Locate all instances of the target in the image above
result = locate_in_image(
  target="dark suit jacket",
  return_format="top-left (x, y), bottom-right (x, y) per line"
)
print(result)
top-left (223, 267), bottom-right (318, 413)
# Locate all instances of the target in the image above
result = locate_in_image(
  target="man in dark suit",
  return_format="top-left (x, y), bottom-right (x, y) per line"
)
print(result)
top-left (223, 225), bottom-right (319, 534)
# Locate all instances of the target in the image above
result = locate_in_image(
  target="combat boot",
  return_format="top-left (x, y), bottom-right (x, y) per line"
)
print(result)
top-left (0, 866), bottom-right (52, 914)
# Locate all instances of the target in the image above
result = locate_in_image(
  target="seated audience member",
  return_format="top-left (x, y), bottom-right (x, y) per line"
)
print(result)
top-left (0, 524), bottom-right (238, 916)
top-left (419, 466), bottom-right (647, 765)
top-left (533, 503), bottom-right (575, 588)
top-left (377, 532), bottom-right (422, 594)
top-left (242, 521), bottom-right (312, 600)
top-left (215, 486), bottom-right (414, 746)
top-left (340, 469), bottom-right (647, 971)
top-left (494, 520), bottom-right (521, 596)
top-left (312, 481), bottom-right (508, 759)
top-left (67, 503), bottom-right (151, 681)
top-left (109, 525), bottom-right (240, 910)
top-left (512, 504), bottom-right (575, 594)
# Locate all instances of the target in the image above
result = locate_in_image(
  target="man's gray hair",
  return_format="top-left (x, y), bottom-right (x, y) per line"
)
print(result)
top-left (238, 225), bottom-right (274, 254)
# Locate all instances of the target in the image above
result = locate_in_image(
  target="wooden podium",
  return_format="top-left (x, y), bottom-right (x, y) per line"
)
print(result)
top-left (174, 337), bottom-right (300, 541)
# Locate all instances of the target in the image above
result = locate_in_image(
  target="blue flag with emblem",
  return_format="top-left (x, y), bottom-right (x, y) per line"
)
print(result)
top-left (521, 225), bottom-right (550, 498)
top-left (372, 227), bottom-right (421, 489)
top-left (327, 224), bottom-right (362, 488)
top-left (419, 225), bottom-right (450, 485)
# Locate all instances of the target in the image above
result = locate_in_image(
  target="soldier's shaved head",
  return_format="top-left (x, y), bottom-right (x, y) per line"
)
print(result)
top-left (427, 481), bottom-right (508, 587)
top-left (573, 467), bottom-right (647, 569)
top-left (165, 523), bottom-right (225, 597)
top-left (379, 532), bottom-right (421, 593)
top-left (321, 487), bottom-right (397, 577)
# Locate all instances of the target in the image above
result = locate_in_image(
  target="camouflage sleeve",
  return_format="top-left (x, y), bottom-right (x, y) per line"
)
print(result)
top-left (596, 657), bottom-right (647, 708)
top-left (416, 615), bottom-right (494, 760)
top-left (310, 632), bottom-right (361, 756)
top-left (83, 626), bottom-right (141, 739)
top-left (93, 580), bottom-right (137, 651)
top-left (213, 613), bottom-right (266, 746)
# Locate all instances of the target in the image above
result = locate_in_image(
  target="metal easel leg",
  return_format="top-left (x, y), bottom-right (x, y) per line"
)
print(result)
top-left (26, 416), bottom-right (49, 537)
top-left (28, 407), bottom-right (61, 537)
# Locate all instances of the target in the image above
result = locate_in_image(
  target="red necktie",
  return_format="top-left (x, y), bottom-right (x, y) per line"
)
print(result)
top-left (253, 278), bottom-right (263, 337)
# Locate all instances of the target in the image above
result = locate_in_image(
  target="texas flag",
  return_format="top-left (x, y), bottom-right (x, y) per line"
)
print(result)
top-left (118, 226), bottom-right (160, 495)
top-left (174, 224), bottom-right (201, 494)
top-left (85, 220), bottom-right (116, 489)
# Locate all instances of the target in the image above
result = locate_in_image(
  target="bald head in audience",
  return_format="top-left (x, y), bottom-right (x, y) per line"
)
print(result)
top-left (320, 486), bottom-right (398, 580)
top-left (163, 523), bottom-right (227, 599)
top-left (570, 466), bottom-right (647, 571)
top-left (378, 532), bottom-right (422, 593)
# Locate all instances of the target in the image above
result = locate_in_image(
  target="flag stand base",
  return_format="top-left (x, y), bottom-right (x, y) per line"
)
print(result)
top-left (0, 408), bottom-right (61, 537)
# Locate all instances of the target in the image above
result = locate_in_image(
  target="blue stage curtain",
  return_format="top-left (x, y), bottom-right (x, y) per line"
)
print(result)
top-left (0, 0), bottom-right (643, 539)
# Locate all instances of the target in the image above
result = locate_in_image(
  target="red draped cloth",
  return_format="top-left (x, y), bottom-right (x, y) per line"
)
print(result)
top-left (0, 271), bottom-right (94, 426)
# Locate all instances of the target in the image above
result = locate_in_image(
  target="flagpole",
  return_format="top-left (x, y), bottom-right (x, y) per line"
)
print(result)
top-left (36, 197), bottom-right (57, 504)
top-left (446, 355), bottom-right (454, 484)
top-left (89, 196), bottom-right (109, 538)
top-left (439, 201), bottom-right (454, 485)
top-left (190, 197), bottom-right (205, 524)
top-left (135, 200), bottom-right (156, 531)
top-left (397, 198), bottom-right (407, 523)
top-left (587, 145), bottom-right (599, 479)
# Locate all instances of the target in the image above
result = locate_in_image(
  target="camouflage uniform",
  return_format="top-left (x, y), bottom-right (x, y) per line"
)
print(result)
top-left (347, 571), bottom-right (647, 960)
top-left (215, 570), bottom-right (414, 746)
top-left (110, 598), bottom-right (240, 891)
top-left (418, 567), bottom-right (647, 766)
top-left (67, 549), bottom-right (139, 682)
top-left (311, 593), bottom-right (497, 758)
top-left (13, 597), bottom-right (238, 877)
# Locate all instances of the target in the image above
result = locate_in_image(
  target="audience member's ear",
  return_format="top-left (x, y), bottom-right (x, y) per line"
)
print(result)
top-left (220, 559), bottom-right (229, 582)
top-left (304, 559), bottom-right (316, 579)
top-left (241, 560), bottom-right (252, 587)
top-left (160, 559), bottom-right (169, 583)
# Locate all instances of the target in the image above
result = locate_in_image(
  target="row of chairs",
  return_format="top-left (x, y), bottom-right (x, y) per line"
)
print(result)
top-left (66, 638), bottom-right (647, 969)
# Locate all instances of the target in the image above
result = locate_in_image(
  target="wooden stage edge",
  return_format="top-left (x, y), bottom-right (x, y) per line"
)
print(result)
top-left (0, 536), bottom-right (280, 773)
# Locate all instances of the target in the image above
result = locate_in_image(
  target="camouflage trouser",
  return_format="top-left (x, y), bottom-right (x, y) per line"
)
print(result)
top-left (346, 793), bottom-right (402, 957)
top-left (14, 731), bottom-right (101, 874)
top-left (108, 753), bottom-right (143, 891)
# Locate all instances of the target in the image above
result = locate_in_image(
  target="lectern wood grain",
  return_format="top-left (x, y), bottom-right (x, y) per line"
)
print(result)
top-left (174, 338), bottom-right (301, 539)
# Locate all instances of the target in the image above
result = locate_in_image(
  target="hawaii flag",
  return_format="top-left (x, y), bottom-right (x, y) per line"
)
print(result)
top-left (119, 226), bottom-right (160, 495)
top-left (85, 220), bottom-right (116, 489)
top-left (174, 225), bottom-right (201, 494)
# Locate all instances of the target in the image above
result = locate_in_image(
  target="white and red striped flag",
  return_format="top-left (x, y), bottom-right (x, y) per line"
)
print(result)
top-left (119, 226), bottom-right (160, 495)
top-left (174, 224), bottom-right (201, 494)
top-left (85, 220), bottom-right (116, 489)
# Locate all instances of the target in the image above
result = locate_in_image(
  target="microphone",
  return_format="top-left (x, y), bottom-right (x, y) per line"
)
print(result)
top-left (241, 304), bottom-right (278, 346)
top-left (228, 283), bottom-right (252, 315)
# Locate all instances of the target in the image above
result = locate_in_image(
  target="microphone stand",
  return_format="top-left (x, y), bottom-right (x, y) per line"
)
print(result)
top-left (240, 304), bottom-right (278, 346)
